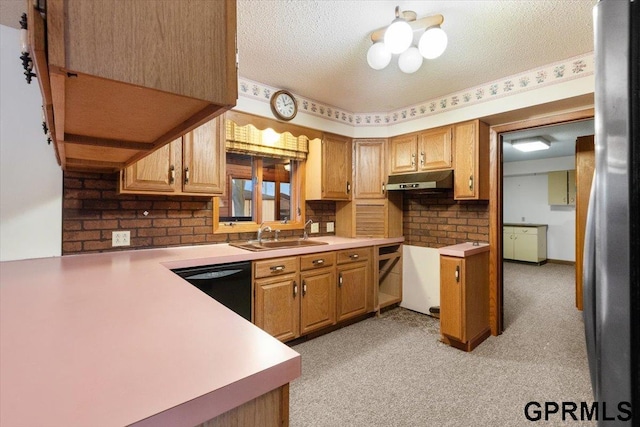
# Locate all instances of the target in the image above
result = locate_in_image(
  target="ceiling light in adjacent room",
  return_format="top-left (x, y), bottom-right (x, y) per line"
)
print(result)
top-left (511, 137), bottom-right (551, 152)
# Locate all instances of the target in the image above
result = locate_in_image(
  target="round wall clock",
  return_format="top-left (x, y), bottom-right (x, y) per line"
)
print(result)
top-left (270, 90), bottom-right (298, 121)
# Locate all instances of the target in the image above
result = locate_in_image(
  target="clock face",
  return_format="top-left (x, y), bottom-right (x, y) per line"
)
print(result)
top-left (271, 91), bottom-right (297, 120)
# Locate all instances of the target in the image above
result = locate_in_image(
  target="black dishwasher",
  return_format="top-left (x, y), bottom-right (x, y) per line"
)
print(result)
top-left (172, 261), bottom-right (252, 321)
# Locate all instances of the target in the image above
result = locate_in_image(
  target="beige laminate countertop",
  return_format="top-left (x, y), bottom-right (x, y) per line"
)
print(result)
top-left (0, 236), bottom-right (403, 427)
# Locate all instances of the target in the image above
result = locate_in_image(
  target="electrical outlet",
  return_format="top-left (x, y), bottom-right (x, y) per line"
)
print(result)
top-left (310, 223), bottom-right (319, 234)
top-left (326, 222), bottom-right (334, 232)
top-left (112, 231), bottom-right (130, 247)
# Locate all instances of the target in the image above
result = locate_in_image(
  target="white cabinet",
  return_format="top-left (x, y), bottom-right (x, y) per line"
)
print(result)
top-left (503, 225), bottom-right (547, 264)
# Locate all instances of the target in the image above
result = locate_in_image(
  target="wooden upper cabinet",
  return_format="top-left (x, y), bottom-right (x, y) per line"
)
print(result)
top-left (418, 127), bottom-right (452, 171)
top-left (354, 139), bottom-right (386, 199)
top-left (120, 117), bottom-right (225, 196)
top-left (28, 0), bottom-right (237, 172)
top-left (182, 117), bottom-right (226, 194)
top-left (453, 120), bottom-right (489, 200)
top-left (306, 133), bottom-right (352, 200)
top-left (122, 139), bottom-right (179, 193)
top-left (390, 134), bottom-right (418, 174)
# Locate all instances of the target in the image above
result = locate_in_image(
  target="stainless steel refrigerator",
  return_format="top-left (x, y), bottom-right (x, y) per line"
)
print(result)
top-left (584, 0), bottom-right (639, 424)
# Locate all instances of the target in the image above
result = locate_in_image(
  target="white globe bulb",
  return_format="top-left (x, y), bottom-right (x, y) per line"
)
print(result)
top-left (367, 42), bottom-right (392, 70)
top-left (384, 19), bottom-right (413, 54)
top-left (418, 26), bottom-right (448, 59)
top-left (398, 47), bottom-right (423, 74)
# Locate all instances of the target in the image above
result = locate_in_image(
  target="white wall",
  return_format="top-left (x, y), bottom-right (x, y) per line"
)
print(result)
top-left (503, 156), bottom-right (575, 261)
top-left (0, 25), bottom-right (62, 261)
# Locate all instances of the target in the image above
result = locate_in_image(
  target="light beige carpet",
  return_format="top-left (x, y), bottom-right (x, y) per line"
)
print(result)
top-left (289, 262), bottom-right (594, 426)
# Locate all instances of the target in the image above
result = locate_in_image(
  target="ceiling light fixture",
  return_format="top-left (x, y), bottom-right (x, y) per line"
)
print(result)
top-left (511, 137), bottom-right (551, 152)
top-left (367, 6), bottom-right (447, 74)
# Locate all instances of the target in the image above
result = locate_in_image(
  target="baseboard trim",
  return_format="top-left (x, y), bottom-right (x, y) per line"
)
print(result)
top-left (546, 259), bottom-right (575, 266)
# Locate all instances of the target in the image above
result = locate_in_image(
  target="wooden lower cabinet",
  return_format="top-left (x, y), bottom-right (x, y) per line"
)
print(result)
top-left (440, 250), bottom-right (490, 352)
top-left (300, 267), bottom-right (336, 335)
top-left (253, 247), bottom-right (380, 342)
top-left (254, 273), bottom-right (300, 342)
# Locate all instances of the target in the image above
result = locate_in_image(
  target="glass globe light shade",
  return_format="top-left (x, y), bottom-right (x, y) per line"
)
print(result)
top-left (367, 42), bottom-right (392, 70)
top-left (398, 47), bottom-right (423, 74)
top-left (384, 19), bottom-right (413, 54)
top-left (418, 26), bottom-right (448, 59)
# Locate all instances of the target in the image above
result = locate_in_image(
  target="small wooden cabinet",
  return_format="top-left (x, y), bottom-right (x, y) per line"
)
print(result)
top-left (548, 170), bottom-right (577, 205)
top-left (306, 133), bottom-right (352, 200)
top-left (299, 252), bottom-right (337, 335)
top-left (336, 247), bottom-right (371, 322)
top-left (503, 225), bottom-right (548, 264)
top-left (119, 117), bottom-right (225, 196)
top-left (453, 120), bottom-right (489, 200)
top-left (353, 139), bottom-right (386, 199)
top-left (389, 126), bottom-right (452, 175)
top-left (253, 257), bottom-right (300, 342)
top-left (439, 245), bottom-right (490, 352)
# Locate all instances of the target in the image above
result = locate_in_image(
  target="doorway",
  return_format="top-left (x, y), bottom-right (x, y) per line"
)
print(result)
top-left (487, 107), bottom-right (594, 335)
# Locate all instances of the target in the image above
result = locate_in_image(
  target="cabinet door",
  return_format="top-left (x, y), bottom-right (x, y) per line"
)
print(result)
top-left (453, 121), bottom-right (477, 199)
top-left (354, 139), bottom-right (386, 199)
top-left (567, 169), bottom-right (577, 205)
top-left (513, 233), bottom-right (538, 263)
top-left (321, 134), bottom-right (352, 200)
top-left (254, 274), bottom-right (300, 342)
top-left (121, 138), bottom-right (179, 192)
top-left (182, 117), bottom-right (225, 194)
top-left (389, 134), bottom-right (418, 174)
top-left (548, 171), bottom-right (568, 205)
top-left (503, 229), bottom-right (514, 259)
top-left (440, 256), bottom-right (464, 341)
top-left (336, 262), bottom-right (368, 322)
top-left (418, 127), bottom-right (452, 170)
top-left (300, 268), bottom-right (336, 335)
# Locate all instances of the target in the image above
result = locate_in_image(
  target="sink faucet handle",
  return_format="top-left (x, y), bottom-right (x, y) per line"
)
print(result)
top-left (274, 229), bottom-right (281, 240)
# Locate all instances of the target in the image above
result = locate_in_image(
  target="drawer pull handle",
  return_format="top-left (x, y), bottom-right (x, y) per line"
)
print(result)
top-left (312, 259), bottom-right (324, 265)
top-left (302, 280), bottom-right (307, 296)
top-left (169, 165), bottom-right (175, 184)
top-left (455, 266), bottom-right (460, 282)
top-left (270, 265), bottom-right (285, 272)
top-left (293, 281), bottom-right (298, 297)
top-left (468, 175), bottom-right (474, 191)
top-left (338, 273), bottom-right (343, 287)
top-left (349, 254), bottom-right (359, 260)
top-left (184, 167), bottom-right (190, 184)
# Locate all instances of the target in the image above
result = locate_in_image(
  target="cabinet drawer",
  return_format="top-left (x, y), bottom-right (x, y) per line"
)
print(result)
top-left (300, 252), bottom-right (336, 271)
top-left (514, 227), bottom-right (538, 235)
top-left (254, 257), bottom-right (298, 279)
top-left (337, 247), bottom-right (371, 264)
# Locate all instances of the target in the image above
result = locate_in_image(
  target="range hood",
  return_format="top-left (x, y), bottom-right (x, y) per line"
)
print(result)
top-left (386, 170), bottom-right (453, 191)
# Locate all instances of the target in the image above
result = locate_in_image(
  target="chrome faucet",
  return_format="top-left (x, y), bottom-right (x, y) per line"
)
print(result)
top-left (257, 223), bottom-right (272, 243)
top-left (303, 219), bottom-right (313, 240)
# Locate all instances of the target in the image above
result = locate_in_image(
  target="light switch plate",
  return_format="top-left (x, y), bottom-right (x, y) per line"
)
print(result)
top-left (326, 222), bottom-right (334, 232)
top-left (310, 223), bottom-right (319, 234)
top-left (112, 231), bottom-right (130, 247)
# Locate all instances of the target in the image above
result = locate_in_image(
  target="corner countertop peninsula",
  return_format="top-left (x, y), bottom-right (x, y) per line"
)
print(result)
top-left (0, 236), bottom-right (402, 427)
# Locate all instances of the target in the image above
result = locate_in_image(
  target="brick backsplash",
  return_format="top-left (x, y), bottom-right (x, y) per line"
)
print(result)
top-left (62, 172), bottom-right (336, 255)
top-left (402, 191), bottom-right (489, 248)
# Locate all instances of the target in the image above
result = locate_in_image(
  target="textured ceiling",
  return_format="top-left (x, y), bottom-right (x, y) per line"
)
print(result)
top-left (237, 0), bottom-right (596, 113)
top-left (1, 0), bottom-right (596, 114)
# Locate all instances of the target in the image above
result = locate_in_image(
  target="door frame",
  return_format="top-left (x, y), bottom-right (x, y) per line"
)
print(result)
top-left (488, 108), bottom-right (595, 335)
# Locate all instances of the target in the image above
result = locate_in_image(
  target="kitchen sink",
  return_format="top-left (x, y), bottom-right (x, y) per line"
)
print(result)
top-left (229, 238), bottom-right (328, 252)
